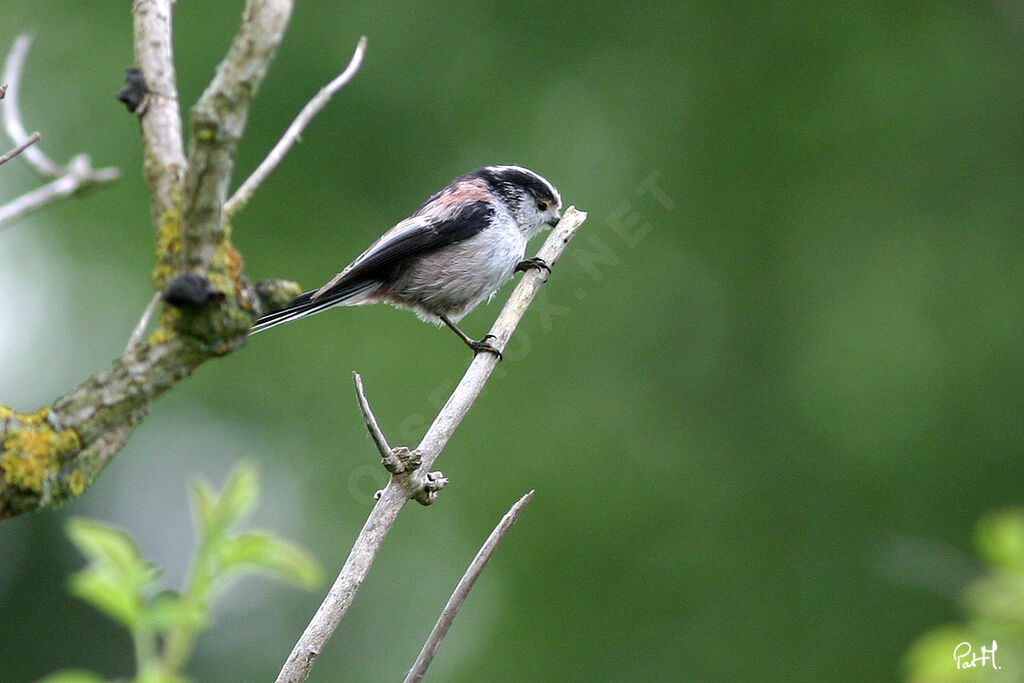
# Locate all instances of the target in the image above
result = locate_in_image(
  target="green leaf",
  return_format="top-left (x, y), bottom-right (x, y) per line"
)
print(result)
top-left (135, 667), bottom-right (189, 683)
top-left (66, 517), bottom-right (150, 576)
top-left (189, 461), bottom-right (260, 539)
top-left (217, 461), bottom-right (260, 524)
top-left (963, 571), bottom-right (1024, 624)
top-left (146, 589), bottom-right (207, 633)
top-left (189, 479), bottom-right (218, 537)
top-left (216, 531), bottom-right (324, 590)
top-left (65, 518), bottom-right (159, 627)
top-left (68, 569), bottom-right (144, 628)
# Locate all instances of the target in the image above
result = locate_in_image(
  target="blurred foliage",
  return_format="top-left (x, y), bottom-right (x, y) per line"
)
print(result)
top-left (1, 1), bottom-right (1023, 681)
top-left (44, 463), bottom-right (321, 683)
top-left (904, 509), bottom-right (1024, 682)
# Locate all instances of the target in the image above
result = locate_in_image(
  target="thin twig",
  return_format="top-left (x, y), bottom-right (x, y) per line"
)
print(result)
top-left (0, 172), bottom-right (79, 226)
top-left (0, 35), bottom-right (120, 230)
top-left (124, 292), bottom-right (163, 357)
top-left (0, 157), bottom-right (119, 229)
top-left (181, 0), bottom-right (293, 270)
top-left (404, 491), bottom-right (535, 683)
top-left (352, 371), bottom-right (413, 475)
top-left (412, 207), bottom-right (588, 479)
top-left (225, 36), bottom-right (367, 218)
top-left (276, 206), bottom-right (587, 683)
top-left (353, 372), bottom-right (391, 455)
top-left (2, 35), bottom-right (61, 176)
top-left (0, 130), bottom-right (38, 166)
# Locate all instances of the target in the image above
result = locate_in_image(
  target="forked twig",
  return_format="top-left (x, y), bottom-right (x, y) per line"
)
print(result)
top-left (276, 206), bottom-right (586, 682)
top-left (224, 36), bottom-right (367, 218)
top-left (0, 34), bottom-right (120, 229)
top-left (353, 371), bottom-right (410, 474)
top-left (404, 490), bottom-right (535, 683)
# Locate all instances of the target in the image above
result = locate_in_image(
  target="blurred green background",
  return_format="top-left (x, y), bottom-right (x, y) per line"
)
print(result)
top-left (1, 1), bottom-right (1022, 681)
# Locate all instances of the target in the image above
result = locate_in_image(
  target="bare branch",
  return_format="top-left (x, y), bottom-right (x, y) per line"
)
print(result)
top-left (0, 155), bottom-right (120, 229)
top-left (1, 35), bottom-right (61, 175)
top-left (0, 169), bottom-right (82, 226)
top-left (352, 371), bottom-right (418, 477)
top-left (353, 371), bottom-right (391, 457)
top-left (0, 35), bottom-right (120, 230)
top-left (132, 0), bottom-right (186, 223)
top-left (276, 206), bottom-right (587, 682)
top-left (225, 36), bottom-right (367, 218)
top-left (405, 490), bottom-right (534, 683)
top-left (0, 130), bottom-right (38, 166)
top-left (182, 0), bottom-right (293, 270)
top-left (124, 292), bottom-right (163, 357)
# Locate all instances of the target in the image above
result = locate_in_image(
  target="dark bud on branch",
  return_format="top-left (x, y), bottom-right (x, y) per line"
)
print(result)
top-left (116, 67), bottom-right (148, 113)
top-left (163, 272), bottom-right (224, 309)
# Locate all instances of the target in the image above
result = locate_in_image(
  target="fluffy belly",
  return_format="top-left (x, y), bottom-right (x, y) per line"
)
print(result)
top-left (387, 227), bottom-right (525, 321)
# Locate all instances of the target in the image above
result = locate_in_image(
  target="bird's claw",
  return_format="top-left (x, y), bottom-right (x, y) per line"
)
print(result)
top-left (514, 257), bottom-right (551, 276)
top-left (469, 334), bottom-right (502, 361)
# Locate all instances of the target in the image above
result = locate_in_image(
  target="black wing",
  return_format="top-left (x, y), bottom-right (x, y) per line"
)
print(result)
top-left (312, 200), bottom-right (494, 301)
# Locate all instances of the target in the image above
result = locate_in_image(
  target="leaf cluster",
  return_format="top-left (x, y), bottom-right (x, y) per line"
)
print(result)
top-left (44, 462), bottom-right (322, 683)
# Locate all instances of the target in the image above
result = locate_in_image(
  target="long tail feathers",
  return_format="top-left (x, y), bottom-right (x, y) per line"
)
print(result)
top-left (250, 281), bottom-right (377, 334)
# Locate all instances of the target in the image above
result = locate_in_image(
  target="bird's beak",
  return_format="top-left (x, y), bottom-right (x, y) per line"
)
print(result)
top-left (547, 212), bottom-right (561, 227)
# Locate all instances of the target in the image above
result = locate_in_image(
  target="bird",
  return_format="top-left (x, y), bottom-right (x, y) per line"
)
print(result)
top-left (250, 165), bottom-right (562, 357)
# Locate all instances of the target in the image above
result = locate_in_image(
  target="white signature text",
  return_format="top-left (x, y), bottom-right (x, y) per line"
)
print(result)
top-left (953, 640), bottom-right (1000, 671)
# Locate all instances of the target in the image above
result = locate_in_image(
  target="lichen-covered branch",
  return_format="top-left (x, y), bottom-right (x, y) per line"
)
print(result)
top-left (276, 207), bottom-right (587, 682)
top-left (0, 1), bottom-right (306, 520)
top-left (0, 337), bottom-right (201, 518)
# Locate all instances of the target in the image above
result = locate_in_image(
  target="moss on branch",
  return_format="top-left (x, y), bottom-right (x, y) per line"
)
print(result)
top-left (0, 0), bottom-right (303, 521)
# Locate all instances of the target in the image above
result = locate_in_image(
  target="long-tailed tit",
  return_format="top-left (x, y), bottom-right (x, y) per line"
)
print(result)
top-left (251, 165), bottom-right (562, 356)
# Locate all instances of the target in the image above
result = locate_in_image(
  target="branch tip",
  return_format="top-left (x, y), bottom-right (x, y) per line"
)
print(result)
top-left (225, 34), bottom-right (367, 217)
top-left (0, 130), bottom-right (39, 166)
top-left (404, 490), bottom-right (534, 682)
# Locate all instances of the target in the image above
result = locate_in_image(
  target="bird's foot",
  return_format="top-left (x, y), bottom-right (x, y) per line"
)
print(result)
top-left (469, 334), bottom-right (503, 361)
top-left (514, 256), bottom-right (551, 276)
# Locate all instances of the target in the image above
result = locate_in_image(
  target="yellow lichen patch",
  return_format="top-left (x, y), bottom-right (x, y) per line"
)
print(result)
top-left (0, 404), bottom-right (12, 420)
top-left (220, 241), bottom-right (244, 285)
top-left (69, 468), bottom-right (87, 496)
top-left (1, 421), bottom-right (81, 492)
top-left (148, 307), bottom-right (180, 346)
top-left (147, 325), bottom-right (174, 346)
top-left (156, 207), bottom-right (182, 256)
top-left (153, 205), bottom-right (183, 288)
top-left (19, 407), bottom-right (51, 427)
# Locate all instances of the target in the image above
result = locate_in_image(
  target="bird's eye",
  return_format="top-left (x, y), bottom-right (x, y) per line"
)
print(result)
top-left (536, 199), bottom-right (551, 211)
